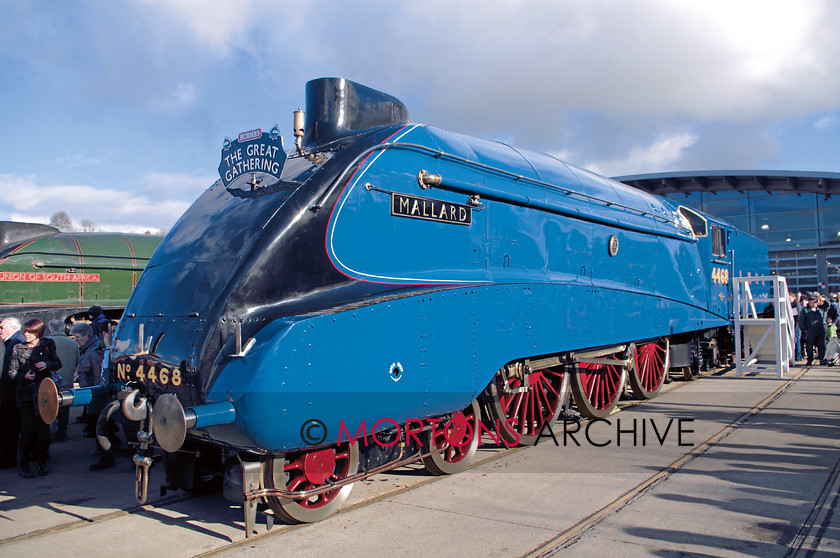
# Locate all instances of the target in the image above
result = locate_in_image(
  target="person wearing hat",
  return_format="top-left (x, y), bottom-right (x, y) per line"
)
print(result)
top-left (88, 305), bottom-right (110, 340)
top-left (801, 296), bottom-right (827, 365)
top-left (818, 294), bottom-right (830, 313)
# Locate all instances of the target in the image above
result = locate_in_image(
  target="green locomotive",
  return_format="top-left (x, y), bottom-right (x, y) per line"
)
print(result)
top-left (0, 221), bottom-right (162, 324)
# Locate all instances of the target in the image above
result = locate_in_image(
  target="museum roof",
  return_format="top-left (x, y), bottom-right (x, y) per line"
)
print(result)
top-left (615, 170), bottom-right (840, 196)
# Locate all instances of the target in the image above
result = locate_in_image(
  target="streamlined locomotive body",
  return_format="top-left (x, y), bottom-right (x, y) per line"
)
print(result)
top-left (40, 78), bottom-right (768, 531)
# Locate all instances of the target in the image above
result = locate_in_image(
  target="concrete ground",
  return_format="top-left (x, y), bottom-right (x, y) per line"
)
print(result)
top-left (0, 365), bottom-right (837, 557)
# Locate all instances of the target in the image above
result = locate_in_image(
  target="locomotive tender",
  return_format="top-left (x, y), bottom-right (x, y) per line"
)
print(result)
top-left (40, 78), bottom-right (768, 531)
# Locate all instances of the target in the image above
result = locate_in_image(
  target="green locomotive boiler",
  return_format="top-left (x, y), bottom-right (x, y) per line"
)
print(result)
top-left (0, 221), bottom-right (162, 324)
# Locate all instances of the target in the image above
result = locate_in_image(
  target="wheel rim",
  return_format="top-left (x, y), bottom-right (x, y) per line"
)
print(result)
top-left (570, 359), bottom-right (625, 419)
top-left (489, 365), bottom-right (566, 446)
top-left (264, 442), bottom-right (359, 523)
top-left (421, 399), bottom-right (481, 475)
top-left (629, 340), bottom-right (669, 399)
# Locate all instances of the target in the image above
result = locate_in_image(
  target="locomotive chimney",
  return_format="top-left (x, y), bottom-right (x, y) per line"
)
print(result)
top-left (301, 77), bottom-right (409, 148)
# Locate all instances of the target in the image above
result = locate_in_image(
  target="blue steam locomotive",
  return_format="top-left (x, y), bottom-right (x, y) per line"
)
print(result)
top-left (40, 78), bottom-right (767, 531)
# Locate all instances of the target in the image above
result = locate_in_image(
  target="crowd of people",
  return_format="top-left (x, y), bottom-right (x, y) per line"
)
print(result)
top-left (0, 305), bottom-right (120, 478)
top-left (789, 291), bottom-right (840, 366)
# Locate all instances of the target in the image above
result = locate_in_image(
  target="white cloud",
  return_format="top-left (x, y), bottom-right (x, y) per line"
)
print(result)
top-left (139, 170), bottom-right (215, 200)
top-left (161, 0), bottom-right (833, 162)
top-left (130, 0), bottom-right (840, 121)
top-left (582, 132), bottom-right (699, 176)
top-left (55, 154), bottom-right (103, 168)
top-left (0, 172), bottom-right (213, 232)
top-left (1, 0), bottom-right (838, 228)
top-left (815, 113), bottom-right (839, 130)
top-left (138, 0), bottom-right (263, 53)
top-left (148, 83), bottom-right (198, 112)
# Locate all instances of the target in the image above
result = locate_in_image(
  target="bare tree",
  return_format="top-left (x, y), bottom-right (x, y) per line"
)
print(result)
top-left (155, 228), bottom-right (169, 236)
top-left (81, 219), bottom-right (99, 232)
top-left (49, 210), bottom-right (74, 232)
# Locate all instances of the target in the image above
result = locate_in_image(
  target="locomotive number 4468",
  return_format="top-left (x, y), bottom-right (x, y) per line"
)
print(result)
top-left (712, 267), bottom-right (730, 285)
top-left (115, 361), bottom-right (182, 388)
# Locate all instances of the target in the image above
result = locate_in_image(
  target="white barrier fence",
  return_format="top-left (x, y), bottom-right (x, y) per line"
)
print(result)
top-left (733, 275), bottom-right (794, 378)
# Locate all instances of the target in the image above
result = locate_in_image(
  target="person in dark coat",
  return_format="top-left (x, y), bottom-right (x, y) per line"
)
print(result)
top-left (70, 322), bottom-right (118, 470)
top-left (88, 305), bottom-right (111, 339)
top-left (71, 322), bottom-right (104, 438)
top-left (7, 318), bottom-right (62, 477)
top-left (0, 318), bottom-right (25, 469)
top-left (801, 296), bottom-right (827, 366)
top-left (789, 292), bottom-right (802, 361)
top-left (72, 322), bottom-right (104, 388)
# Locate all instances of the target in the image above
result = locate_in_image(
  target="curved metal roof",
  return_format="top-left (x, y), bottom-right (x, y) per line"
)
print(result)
top-left (614, 170), bottom-right (840, 196)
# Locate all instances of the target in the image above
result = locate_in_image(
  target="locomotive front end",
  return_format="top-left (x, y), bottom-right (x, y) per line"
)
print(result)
top-left (109, 140), bottom-right (295, 442)
top-left (43, 79), bottom-right (418, 527)
top-left (106, 78), bottom-right (414, 453)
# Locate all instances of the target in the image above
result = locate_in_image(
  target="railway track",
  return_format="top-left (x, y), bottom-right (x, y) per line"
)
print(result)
top-left (525, 365), bottom-right (813, 557)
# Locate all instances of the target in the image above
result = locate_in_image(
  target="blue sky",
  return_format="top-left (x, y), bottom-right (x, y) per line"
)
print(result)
top-left (1, 0), bottom-right (838, 233)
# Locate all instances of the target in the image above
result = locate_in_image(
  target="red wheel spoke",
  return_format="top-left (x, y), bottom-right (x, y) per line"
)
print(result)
top-left (527, 388), bottom-right (537, 433)
top-left (543, 379), bottom-right (559, 400)
top-left (422, 399), bottom-right (481, 474)
top-left (492, 367), bottom-right (565, 445)
top-left (285, 458), bottom-right (304, 472)
top-left (572, 358), bottom-right (623, 417)
top-left (287, 475), bottom-right (305, 492)
top-left (535, 384), bottom-right (548, 424)
top-left (630, 341), bottom-right (668, 399)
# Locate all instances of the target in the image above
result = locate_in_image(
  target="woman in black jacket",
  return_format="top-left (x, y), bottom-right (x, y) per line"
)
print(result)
top-left (7, 318), bottom-right (61, 477)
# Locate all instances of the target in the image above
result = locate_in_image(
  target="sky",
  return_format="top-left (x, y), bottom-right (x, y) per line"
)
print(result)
top-left (1, 0), bottom-right (838, 233)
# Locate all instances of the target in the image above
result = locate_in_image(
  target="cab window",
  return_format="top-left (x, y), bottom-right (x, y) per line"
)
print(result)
top-left (678, 206), bottom-right (708, 237)
top-left (709, 223), bottom-right (729, 258)
top-left (711, 224), bottom-right (720, 255)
